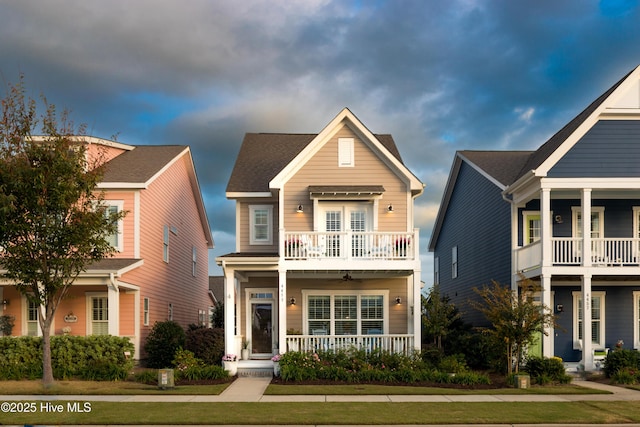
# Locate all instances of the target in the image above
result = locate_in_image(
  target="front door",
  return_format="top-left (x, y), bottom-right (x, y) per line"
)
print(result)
top-left (247, 290), bottom-right (277, 359)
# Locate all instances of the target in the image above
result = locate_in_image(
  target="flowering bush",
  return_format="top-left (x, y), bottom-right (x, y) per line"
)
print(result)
top-left (271, 354), bottom-right (281, 362)
top-left (222, 354), bottom-right (237, 362)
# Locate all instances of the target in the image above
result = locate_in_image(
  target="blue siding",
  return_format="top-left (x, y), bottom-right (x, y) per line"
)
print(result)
top-left (433, 161), bottom-right (511, 326)
top-left (553, 285), bottom-right (640, 362)
top-left (549, 120), bottom-right (640, 177)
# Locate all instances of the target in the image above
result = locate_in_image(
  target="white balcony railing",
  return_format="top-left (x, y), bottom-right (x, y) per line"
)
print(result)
top-left (285, 334), bottom-right (414, 356)
top-left (282, 231), bottom-right (416, 261)
top-left (516, 237), bottom-right (640, 271)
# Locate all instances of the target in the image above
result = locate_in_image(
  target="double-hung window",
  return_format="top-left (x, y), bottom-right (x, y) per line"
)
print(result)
top-left (304, 291), bottom-right (387, 335)
top-left (163, 225), bottom-right (170, 263)
top-left (249, 205), bottom-right (273, 245)
top-left (103, 201), bottom-right (124, 252)
top-left (573, 291), bottom-right (605, 349)
top-left (452, 246), bottom-right (458, 279)
top-left (87, 294), bottom-right (108, 335)
top-left (27, 299), bottom-right (39, 336)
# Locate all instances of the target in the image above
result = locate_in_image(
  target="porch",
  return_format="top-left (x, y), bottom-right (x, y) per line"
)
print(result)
top-left (516, 238), bottom-right (640, 272)
top-left (284, 333), bottom-right (415, 356)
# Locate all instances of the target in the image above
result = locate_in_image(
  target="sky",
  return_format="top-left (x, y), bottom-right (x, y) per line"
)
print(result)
top-left (1, 0), bottom-right (639, 285)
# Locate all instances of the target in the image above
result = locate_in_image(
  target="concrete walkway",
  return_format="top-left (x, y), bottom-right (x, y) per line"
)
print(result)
top-left (5, 376), bottom-right (640, 403)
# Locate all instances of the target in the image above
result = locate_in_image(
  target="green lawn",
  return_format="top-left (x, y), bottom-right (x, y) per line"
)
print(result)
top-left (1, 401), bottom-right (640, 425)
top-left (0, 380), bottom-right (230, 395)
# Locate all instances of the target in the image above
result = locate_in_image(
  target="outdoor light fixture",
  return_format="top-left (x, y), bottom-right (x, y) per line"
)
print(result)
top-left (296, 204), bottom-right (304, 213)
top-left (289, 297), bottom-right (296, 306)
top-left (387, 204), bottom-right (394, 212)
top-left (395, 296), bottom-right (402, 305)
top-left (556, 304), bottom-right (564, 313)
top-left (1, 299), bottom-right (8, 309)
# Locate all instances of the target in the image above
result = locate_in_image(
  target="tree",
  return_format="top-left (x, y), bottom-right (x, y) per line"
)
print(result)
top-left (210, 301), bottom-right (224, 328)
top-left (422, 283), bottom-right (460, 350)
top-left (0, 77), bottom-right (124, 386)
top-left (471, 277), bottom-right (555, 375)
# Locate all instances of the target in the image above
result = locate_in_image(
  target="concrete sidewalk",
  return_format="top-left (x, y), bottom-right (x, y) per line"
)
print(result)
top-left (4, 376), bottom-right (640, 403)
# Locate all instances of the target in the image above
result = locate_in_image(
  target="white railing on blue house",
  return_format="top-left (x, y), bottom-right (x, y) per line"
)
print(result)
top-left (282, 231), bottom-right (416, 261)
top-left (285, 334), bottom-right (414, 356)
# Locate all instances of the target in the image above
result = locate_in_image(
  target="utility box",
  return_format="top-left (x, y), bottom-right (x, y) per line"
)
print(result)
top-left (158, 369), bottom-right (174, 389)
top-left (514, 374), bottom-right (530, 389)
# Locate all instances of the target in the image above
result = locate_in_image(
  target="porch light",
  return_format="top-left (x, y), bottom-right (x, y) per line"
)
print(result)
top-left (556, 304), bottom-right (564, 313)
top-left (387, 204), bottom-right (394, 212)
top-left (289, 297), bottom-right (296, 306)
top-left (554, 215), bottom-right (563, 224)
top-left (296, 204), bottom-right (304, 213)
top-left (1, 299), bottom-right (8, 309)
top-left (395, 296), bottom-right (401, 305)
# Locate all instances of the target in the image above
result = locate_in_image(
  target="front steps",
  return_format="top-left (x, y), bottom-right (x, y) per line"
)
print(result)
top-left (237, 359), bottom-right (274, 377)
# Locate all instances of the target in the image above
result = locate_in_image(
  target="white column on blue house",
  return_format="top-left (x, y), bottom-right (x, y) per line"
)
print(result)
top-left (278, 267), bottom-right (287, 355)
top-left (510, 202), bottom-right (519, 291)
top-left (541, 273), bottom-right (552, 357)
top-left (581, 188), bottom-right (594, 371)
top-left (223, 266), bottom-right (236, 357)
top-left (541, 188), bottom-right (552, 268)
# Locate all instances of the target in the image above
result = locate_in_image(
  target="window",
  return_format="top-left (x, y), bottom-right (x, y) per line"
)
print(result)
top-left (103, 201), bottom-right (124, 252)
top-left (192, 246), bottom-right (197, 277)
top-left (573, 291), bottom-right (605, 349)
top-left (304, 291), bottom-right (387, 335)
top-left (338, 137), bottom-right (354, 167)
top-left (452, 246), bottom-right (458, 279)
top-left (523, 211), bottom-right (541, 245)
top-left (249, 205), bottom-right (273, 245)
top-left (163, 225), bottom-right (170, 263)
top-left (89, 295), bottom-right (108, 335)
top-left (143, 297), bottom-right (150, 326)
top-left (27, 299), bottom-right (39, 336)
top-left (572, 207), bottom-right (604, 238)
top-left (168, 303), bottom-right (173, 321)
top-left (198, 309), bottom-right (207, 327)
top-left (434, 257), bottom-right (440, 285)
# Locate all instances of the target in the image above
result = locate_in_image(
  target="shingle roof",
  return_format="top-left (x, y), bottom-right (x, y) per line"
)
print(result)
top-left (459, 151), bottom-right (533, 187)
top-left (226, 133), bottom-right (404, 193)
top-left (101, 145), bottom-right (187, 184)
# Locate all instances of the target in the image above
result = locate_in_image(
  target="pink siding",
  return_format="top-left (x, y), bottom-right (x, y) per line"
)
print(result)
top-left (102, 191), bottom-right (137, 258)
top-left (86, 142), bottom-right (128, 168)
top-left (122, 153), bottom-right (210, 348)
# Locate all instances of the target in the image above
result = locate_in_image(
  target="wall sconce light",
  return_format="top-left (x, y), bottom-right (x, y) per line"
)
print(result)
top-left (387, 204), bottom-right (394, 212)
top-left (556, 304), bottom-right (564, 313)
top-left (554, 215), bottom-right (563, 224)
top-left (289, 297), bottom-right (296, 306)
top-left (1, 299), bottom-right (8, 309)
top-left (296, 204), bottom-right (304, 213)
top-left (395, 296), bottom-right (402, 305)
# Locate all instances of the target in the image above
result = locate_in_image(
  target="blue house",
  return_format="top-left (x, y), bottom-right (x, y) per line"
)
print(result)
top-left (430, 65), bottom-right (640, 370)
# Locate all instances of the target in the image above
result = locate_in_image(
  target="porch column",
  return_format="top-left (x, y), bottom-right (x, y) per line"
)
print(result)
top-left (278, 268), bottom-right (287, 354)
top-left (582, 273), bottom-right (594, 371)
top-left (107, 284), bottom-right (119, 336)
top-left (412, 270), bottom-right (422, 351)
top-left (541, 188), bottom-right (552, 268)
top-left (223, 265), bottom-right (236, 357)
top-left (510, 202), bottom-right (519, 290)
top-left (582, 189), bottom-right (592, 267)
top-left (541, 273), bottom-right (553, 357)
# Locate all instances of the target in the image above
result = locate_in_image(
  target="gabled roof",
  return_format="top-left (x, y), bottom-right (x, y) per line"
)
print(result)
top-left (226, 108), bottom-right (420, 195)
top-left (100, 145), bottom-right (189, 186)
top-left (428, 151), bottom-right (531, 251)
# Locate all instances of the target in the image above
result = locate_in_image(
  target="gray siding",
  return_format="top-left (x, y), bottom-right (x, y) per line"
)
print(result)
top-left (433, 161), bottom-right (511, 326)
top-left (549, 120), bottom-right (640, 177)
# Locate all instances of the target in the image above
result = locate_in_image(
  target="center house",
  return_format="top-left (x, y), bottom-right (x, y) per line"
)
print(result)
top-left (216, 108), bottom-right (424, 365)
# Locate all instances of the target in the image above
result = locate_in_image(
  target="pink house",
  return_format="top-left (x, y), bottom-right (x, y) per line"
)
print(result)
top-left (0, 137), bottom-right (214, 359)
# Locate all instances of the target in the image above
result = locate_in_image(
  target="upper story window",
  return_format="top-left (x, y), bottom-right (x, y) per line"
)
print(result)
top-left (572, 207), bottom-right (604, 238)
top-left (192, 246), bottom-right (197, 276)
top-left (434, 256), bottom-right (440, 285)
top-left (338, 138), bottom-right (354, 167)
top-left (249, 205), bottom-right (273, 245)
top-left (522, 211), bottom-right (541, 245)
top-left (163, 225), bottom-right (170, 263)
top-left (452, 246), bottom-right (458, 279)
top-left (103, 201), bottom-right (124, 252)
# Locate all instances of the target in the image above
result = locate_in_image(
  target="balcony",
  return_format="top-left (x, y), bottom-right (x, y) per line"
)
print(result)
top-left (282, 230), bottom-right (417, 265)
top-left (285, 334), bottom-right (415, 356)
top-left (516, 238), bottom-right (640, 272)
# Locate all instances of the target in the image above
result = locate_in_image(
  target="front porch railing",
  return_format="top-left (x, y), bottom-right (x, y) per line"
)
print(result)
top-left (285, 334), bottom-right (415, 356)
top-left (283, 231), bottom-right (416, 260)
top-left (516, 237), bottom-right (640, 271)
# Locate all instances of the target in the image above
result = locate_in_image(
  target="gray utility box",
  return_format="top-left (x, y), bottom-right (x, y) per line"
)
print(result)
top-left (158, 369), bottom-right (175, 389)
top-left (514, 374), bottom-right (530, 389)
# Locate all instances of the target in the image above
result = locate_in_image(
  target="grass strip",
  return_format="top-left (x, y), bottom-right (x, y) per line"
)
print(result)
top-left (1, 401), bottom-right (639, 425)
top-left (0, 380), bottom-right (230, 395)
top-left (264, 383), bottom-right (609, 395)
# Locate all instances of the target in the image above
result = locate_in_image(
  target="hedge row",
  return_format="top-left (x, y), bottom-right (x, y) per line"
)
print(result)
top-left (0, 335), bottom-right (135, 380)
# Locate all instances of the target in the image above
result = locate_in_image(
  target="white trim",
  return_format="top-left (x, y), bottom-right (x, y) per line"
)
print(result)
top-left (245, 287), bottom-right (278, 357)
top-left (301, 289), bottom-right (389, 335)
top-left (573, 291), bottom-right (606, 349)
top-left (134, 191), bottom-right (141, 258)
top-left (634, 291), bottom-right (640, 349)
top-left (103, 200), bottom-right (124, 252)
top-left (22, 296), bottom-right (43, 337)
top-left (249, 205), bottom-right (274, 245)
top-left (226, 192), bottom-right (273, 198)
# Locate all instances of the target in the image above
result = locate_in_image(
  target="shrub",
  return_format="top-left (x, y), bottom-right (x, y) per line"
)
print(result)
top-left (611, 367), bottom-right (639, 384)
top-left (134, 369), bottom-right (158, 384)
top-left (523, 356), bottom-right (571, 384)
top-left (438, 354), bottom-right (468, 373)
top-left (144, 321), bottom-right (186, 368)
top-left (604, 349), bottom-right (640, 378)
top-left (184, 326), bottom-right (225, 366)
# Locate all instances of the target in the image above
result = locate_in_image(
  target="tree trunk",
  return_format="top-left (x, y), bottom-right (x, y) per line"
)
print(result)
top-left (40, 317), bottom-right (54, 387)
